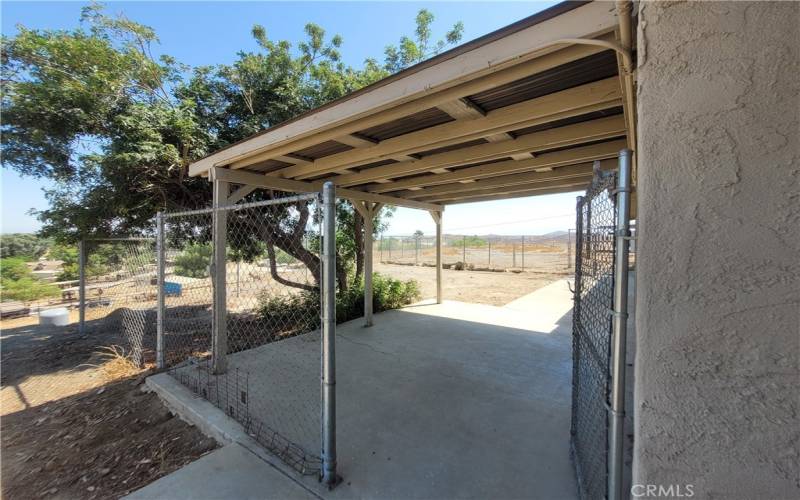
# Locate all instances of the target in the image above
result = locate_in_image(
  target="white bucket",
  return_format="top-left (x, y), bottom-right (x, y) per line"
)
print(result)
top-left (39, 307), bottom-right (70, 327)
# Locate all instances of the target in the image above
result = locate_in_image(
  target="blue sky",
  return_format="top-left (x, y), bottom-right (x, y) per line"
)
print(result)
top-left (1, 1), bottom-right (579, 236)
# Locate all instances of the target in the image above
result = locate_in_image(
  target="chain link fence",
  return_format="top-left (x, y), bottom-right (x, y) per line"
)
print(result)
top-left (78, 238), bottom-right (157, 367)
top-left (161, 194), bottom-right (323, 475)
top-left (570, 170), bottom-right (618, 499)
top-left (377, 231), bottom-right (575, 272)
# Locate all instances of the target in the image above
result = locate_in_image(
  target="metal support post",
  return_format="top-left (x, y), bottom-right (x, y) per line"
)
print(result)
top-left (608, 149), bottom-right (632, 500)
top-left (488, 238), bottom-right (492, 267)
top-left (430, 211), bottom-right (443, 304)
top-left (363, 202), bottom-right (375, 327)
top-left (462, 235), bottom-right (466, 263)
top-left (521, 235), bottom-right (525, 270)
top-left (321, 181), bottom-right (338, 487)
top-left (78, 240), bottom-right (86, 334)
top-left (567, 229), bottom-right (573, 270)
top-left (156, 212), bottom-right (166, 369)
top-left (212, 177), bottom-right (229, 374)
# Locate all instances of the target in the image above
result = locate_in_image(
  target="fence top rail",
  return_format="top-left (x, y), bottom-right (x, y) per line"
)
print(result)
top-left (163, 192), bottom-right (318, 218)
top-left (83, 237), bottom-right (155, 242)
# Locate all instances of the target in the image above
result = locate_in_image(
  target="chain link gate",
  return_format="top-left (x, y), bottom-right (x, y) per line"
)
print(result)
top-left (78, 238), bottom-right (157, 367)
top-left (570, 151), bottom-right (633, 500)
top-left (157, 192), bottom-right (331, 476)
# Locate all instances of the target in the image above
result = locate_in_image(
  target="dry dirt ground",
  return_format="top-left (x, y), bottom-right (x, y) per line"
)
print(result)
top-left (374, 262), bottom-right (569, 306)
top-left (1, 316), bottom-right (218, 500)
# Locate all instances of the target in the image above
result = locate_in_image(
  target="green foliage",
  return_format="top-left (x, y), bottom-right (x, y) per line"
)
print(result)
top-left (1, 257), bottom-right (30, 281)
top-left (173, 243), bottom-right (212, 278)
top-left (257, 290), bottom-right (320, 336)
top-left (334, 272), bottom-right (420, 323)
top-left (448, 235), bottom-right (487, 248)
top-left (49, 242), bottom-right (144, 281)
top-left (49, 244), bottom-right (79, 280)
top-left (257, 272), bottom-right (420, 328)
top-left (384, 9), bottom-right (464, 72)
top-left (2, 6), bottom-right (461, 243)
top-left (0, 234), bottom-right (51, 259)
top-left (274, 248), bottom-right (297, 265)
top-left (0, 257), bottom-right (60, 302)
top-left (2, 6), bottom-right (461, 291)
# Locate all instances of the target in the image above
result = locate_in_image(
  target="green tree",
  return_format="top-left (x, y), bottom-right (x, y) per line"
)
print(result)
top-left (1, 5), bottom-right (462, 291)
top-left (0, 234), bottom-right (51, 259)
top-left (0, 257), bottom-right (60, 302)
top-left (173, 243), bottom-right (212, 278)
top-left (384, 9), bottom-right (464, 72)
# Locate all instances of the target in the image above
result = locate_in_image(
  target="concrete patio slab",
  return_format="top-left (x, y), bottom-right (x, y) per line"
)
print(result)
top-left (126, 443), bottom-right (317, 500)
top-left (146, 294), bottom-right (578, 499)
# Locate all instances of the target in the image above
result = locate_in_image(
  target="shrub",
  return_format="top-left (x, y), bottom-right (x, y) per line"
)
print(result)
top-left (0, 257), bottom-right (60, 302)
top-left (256, 291), bottom-right (319, 336)
top-left (333, 272), bottom-right (420, 323)
top-left (448, 235), bottom-right (487, 248)
top-left (174, 243), bottom-right (212, 278)
top-left (256, 272), bottom-right (421, 331)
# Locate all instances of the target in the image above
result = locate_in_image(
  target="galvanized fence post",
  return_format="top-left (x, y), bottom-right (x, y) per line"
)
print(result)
top-left (521, 235), bottom-right (525, 270)
top-left (155, 212), bottom-right (166, 369)
top-left (78, 239), bottom-right (86, 334)
top-left (462, 235), bottom-right (466, 263)
top-left (608, 149), bottom-right (632, 500)
top-left (321, 181), bottom-right (338, 487)
top-left (488, 238), bottom-right (491, 267)
top-left (211, 178), bottom-right (228, 374)
top-left (567, 229), bottom-right (573, 270)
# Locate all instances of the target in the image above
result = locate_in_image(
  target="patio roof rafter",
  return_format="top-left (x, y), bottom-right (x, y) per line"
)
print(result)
top-left (271, 77), bottom-right (621, 179)
top-left (209, 167), bottom-right (444, 212)
top-left (397, 160), bottom-right (613, 200)
top-left (191, 28), bottom-right (620, 176)
top-left (366, 139), bottom-right (626, 194)
top-left (191, 1), bottom-right (635, 207)
top-left (333, 114), bottom-right (626, 187)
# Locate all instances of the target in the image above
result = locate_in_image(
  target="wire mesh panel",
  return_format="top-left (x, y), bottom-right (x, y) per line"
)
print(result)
top-left (81, 238), bottom-right (157, 366)
top-left (570, 170), bottom-right (618, 500)
top-left (377, 233), bottom-right (572, 272)
top-left (163, 194), bottom-right (322, 475)
top-left (161, 211), bottom-right (214, 368)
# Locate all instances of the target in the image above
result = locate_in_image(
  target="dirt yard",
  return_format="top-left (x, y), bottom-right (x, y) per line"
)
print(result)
top-left (374, 262), bottom-right (569, 306)
top-left (0, 317), bottom-right (218, 499)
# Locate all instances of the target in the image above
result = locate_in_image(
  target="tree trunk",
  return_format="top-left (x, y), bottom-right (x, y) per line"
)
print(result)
top-left (246, 198), bottom-right (349, 293)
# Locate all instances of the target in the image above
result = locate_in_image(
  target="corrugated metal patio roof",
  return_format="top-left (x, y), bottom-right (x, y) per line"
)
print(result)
top-left (190, 1), bottom-right (635, 211)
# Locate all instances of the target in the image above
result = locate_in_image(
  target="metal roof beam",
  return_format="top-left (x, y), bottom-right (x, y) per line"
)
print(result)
top-left (273, 77), bottom-right (620, 179)
top-left (367, 139), bottom-right (626, 193)
top-left (209, 167), bottom-right (443, 212)
top-left (332, 115), bottom-right (626, 186)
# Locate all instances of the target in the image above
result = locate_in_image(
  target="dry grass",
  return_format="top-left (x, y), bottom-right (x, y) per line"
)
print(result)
top-left (93, 345), bottom-right (146, 381)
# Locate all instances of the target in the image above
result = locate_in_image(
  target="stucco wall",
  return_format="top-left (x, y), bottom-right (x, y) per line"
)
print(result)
top-left (634, 2), bottom-right (799, 498)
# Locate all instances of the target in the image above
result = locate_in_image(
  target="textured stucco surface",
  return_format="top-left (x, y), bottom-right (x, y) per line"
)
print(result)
top-left (634, 2), bottom-right (799, 498)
